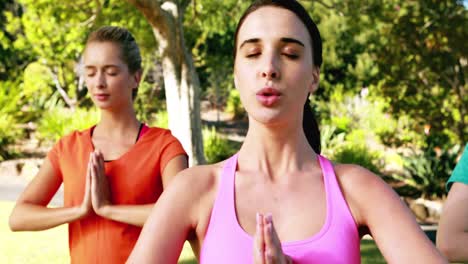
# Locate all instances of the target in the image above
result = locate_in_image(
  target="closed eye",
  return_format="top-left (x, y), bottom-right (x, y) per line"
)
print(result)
top-left (283, 53), bottom-right (299, 59)
top-left (246, 53), bottom-right (260, 58)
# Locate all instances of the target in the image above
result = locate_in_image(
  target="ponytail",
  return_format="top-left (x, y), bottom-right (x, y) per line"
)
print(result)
top-left (303, 97), bottom-right (321, 154)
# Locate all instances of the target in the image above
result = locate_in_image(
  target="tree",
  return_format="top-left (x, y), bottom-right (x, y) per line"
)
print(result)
top-left (303, 0), bottom-right (467, 146)
top-left (376, 0), bottom-right (467, 144)
top-left (126, 0), bottom-right (204, 164)
top-left (7, 0), bottom-right (205, 164)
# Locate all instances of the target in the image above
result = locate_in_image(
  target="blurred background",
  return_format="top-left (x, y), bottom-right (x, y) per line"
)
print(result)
top-left (0, 0), bottom-right (466, 263)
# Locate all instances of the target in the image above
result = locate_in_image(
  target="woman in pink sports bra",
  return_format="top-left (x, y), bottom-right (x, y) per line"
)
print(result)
top-left (128, 1), bottom-right (446, 263)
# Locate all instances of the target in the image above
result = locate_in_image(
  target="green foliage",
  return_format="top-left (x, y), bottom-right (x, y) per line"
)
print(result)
top-left (0, 80), bottom-right (24, 160)
top-left (320, 124), bottom-right (346, 158)
top-left (332, 144), bottom-right (382, 174)
top-left (0, 1), bottom-right (32, 81)
top-left (150, 110), bottom-right (169, 129)
top-left (36, 107), bottom-right (99, 142)
top-left (203, 127), bottom-right (237, 164)
top-left (185, 1), bottom-right (249, 109)
top-left (134, 67), bottom-right (165, 125)
top-left (372, 0), bottom-right (468, 144)
top-left (0, 114), bottom-right (21, 161)
top-left (317, 85), bottom-right (398, 144)
top-left (225, 89), bottom-right (245, 119)
top-left (393, 144), bottom-right (461, 199)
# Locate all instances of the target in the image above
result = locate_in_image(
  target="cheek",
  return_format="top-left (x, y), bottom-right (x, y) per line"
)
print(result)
top-left (84, 77), bottom-right (94, 89)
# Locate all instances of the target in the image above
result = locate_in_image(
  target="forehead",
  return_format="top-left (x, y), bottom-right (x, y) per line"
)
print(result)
top-left (237, 6), bottom-right (310, 46)
top-left (83, 41), bottom-right (124, 66)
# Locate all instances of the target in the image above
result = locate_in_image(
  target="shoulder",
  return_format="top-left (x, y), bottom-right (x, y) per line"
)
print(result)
top-left (446, 144), bottom-right (468, 189)
top-left (50, 127), bottom-right (92, 152)
top-left (163, 161), bottom-right (226, 226)
top-left (146, 126), bottom-right (172, 136)
top-left (333, 163), bottom-right (387, 191)
top-left (144, 126), bottom-right (181, 143)
top-left (170, 162), bottom-right (225, 196)
top-left (333, 163), bottom-right (397, 225)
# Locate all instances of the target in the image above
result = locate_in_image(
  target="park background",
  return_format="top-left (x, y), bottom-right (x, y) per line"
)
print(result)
top-left (0, 0), bottom-right (467, 263)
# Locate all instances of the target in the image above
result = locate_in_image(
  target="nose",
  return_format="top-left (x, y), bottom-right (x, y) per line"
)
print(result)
top-left (261, 54), bottom-right (280, 80)
top-left (96, 71), bottom-right (106, 88)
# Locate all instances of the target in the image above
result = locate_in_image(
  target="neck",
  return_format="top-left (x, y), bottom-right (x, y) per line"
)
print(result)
top-left (94, 106), bottom-right (140, 138)
top-left (238, 117), bottom-right (317, 180)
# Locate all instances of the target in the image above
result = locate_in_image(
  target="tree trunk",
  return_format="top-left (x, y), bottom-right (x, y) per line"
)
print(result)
top-left (127, 0), bottom-right (205, 165)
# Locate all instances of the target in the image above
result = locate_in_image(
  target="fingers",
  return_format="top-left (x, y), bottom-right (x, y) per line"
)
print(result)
top-left (263, 213), bottom-right (275, 264)
top-left (263, 214), bottom-right (287, 264)
top-left (90, 150), bottom-right (105, 181)
top-left (95, 149), bottom-right (105, 173)
top-left (86, 153), bottom-right (92, 188)
top-left (254, 213), bottom-right (265, 264)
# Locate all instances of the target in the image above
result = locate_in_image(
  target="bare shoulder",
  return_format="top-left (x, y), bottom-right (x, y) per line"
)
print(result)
top-left (165, 161), bottom-right (228, 240)
top-left (333, 163), bottom-right (388, 191)
top-left (174, 161), bottom-right (224, 188)
top-left (165, 161), bottom-right (226, 211)
top-left (332, 163), bottom-right (396, 225)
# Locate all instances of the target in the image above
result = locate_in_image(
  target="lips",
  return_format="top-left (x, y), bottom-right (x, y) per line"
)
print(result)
top-left (256, 87), bottom-right (282, 107)
top-left (94, 94), bottom-right (110, 102)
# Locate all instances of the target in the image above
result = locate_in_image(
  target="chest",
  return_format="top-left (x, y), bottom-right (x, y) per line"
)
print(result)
top-left (234, 172), bottom-right (327, 242)
top-left (59, 143), bottom-right (163, 205)
top-left (92, 137), bottom-right (136, 161)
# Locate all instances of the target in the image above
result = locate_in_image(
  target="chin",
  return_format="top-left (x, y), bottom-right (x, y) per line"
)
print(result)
top-left (249, 111), bottom-right (285, 125)
top-left (94, 102), bottom-right (112, 110)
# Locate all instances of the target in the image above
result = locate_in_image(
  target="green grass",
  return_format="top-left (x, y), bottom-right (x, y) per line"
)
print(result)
top-left (1, 201), bottom-right (384, 263)
top-left (360, 239), bottom-right (386, 264)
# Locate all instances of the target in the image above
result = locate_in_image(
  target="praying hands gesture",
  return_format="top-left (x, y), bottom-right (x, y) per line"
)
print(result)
top-left (89, 150), bottom-right (111, 215)
top-left (254, 213), bottom-right (293, 264)
top-left (78, 150), bottom-right (111, 218)
top-left (79, 149), bottom-right (186, 227)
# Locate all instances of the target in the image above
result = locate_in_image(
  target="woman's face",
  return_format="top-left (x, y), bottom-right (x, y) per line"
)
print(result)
top-left (234, 6), bottom-right (319, 126)
top-left (83, 41), bottom-right (140, 110)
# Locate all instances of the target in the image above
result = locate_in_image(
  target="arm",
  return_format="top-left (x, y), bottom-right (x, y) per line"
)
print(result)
top-left (338, 165), bottom-right (447, 264)
top-left (127, 167), bottom-right (211, 263)
top-left (437, 182), bottom-right (468, 262)
top-left (9, 157), bottom-right (92, 231)
top-left (91, 152), bottom-right (188, 227)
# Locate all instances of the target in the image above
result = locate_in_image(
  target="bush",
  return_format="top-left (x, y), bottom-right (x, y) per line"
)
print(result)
top-left (392, 144), bottom-right (461, 199)
top-left (151, 110), bottom-right (168, 129)
top-left (0, 114), bottom-right (22, 161)
top-left (0, 81), bottom-right (24, 160)
top-left (225, 89), bottom-right (245, 119)
top-left (320, 124), bottom-right (346, 158)
top-left (36, 107), bottom-right (99, 142)
top-left (332, 144), bottom-right (382, 174)
top-left (203, 126), bottom-right (237, 164)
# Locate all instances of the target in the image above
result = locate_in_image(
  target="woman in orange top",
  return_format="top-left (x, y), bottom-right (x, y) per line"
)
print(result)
top-left (9, 26), bottom-right (188, 263)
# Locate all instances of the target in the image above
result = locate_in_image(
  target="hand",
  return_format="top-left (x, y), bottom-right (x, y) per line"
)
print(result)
top-left (78, 153), bottom-right (93, 218)
top-left (253, 213), bottom-right (293, 264)
top-left (90, 150), bottom-right (111, 216)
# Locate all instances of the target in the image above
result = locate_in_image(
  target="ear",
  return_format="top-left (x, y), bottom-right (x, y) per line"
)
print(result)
top-left (234, 74), bottom-right (239, 89)
top-left (132, 70), bottom-right (142, 90)
top-left (308, 67), bottom-right (320, 94)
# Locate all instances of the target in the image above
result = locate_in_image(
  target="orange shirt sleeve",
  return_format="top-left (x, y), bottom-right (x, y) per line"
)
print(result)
top-left (158, 130), bottom-right (187, 174)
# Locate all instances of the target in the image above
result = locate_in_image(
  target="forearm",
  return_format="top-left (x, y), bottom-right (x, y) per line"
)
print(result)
top-left (437, 182), bottom-right (468, 262)
top-left (97, 204), bottom-right (154, 226)
top-left (438, 231), bottom-right (468, 262)
top-left (9, 203), bottom-right (83, 231)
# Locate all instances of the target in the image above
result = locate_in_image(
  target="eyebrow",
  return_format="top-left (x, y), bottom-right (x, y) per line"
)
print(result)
top-left (239, 37), bottom-right (305, 49)
top-left (84, 65), bottom-right (120, 70)
top-left (280, 37), bottom-right (305, 47)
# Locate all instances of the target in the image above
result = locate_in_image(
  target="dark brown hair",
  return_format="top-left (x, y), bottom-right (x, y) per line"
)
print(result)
top-left (234, 0), bottom-right (322, 153)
